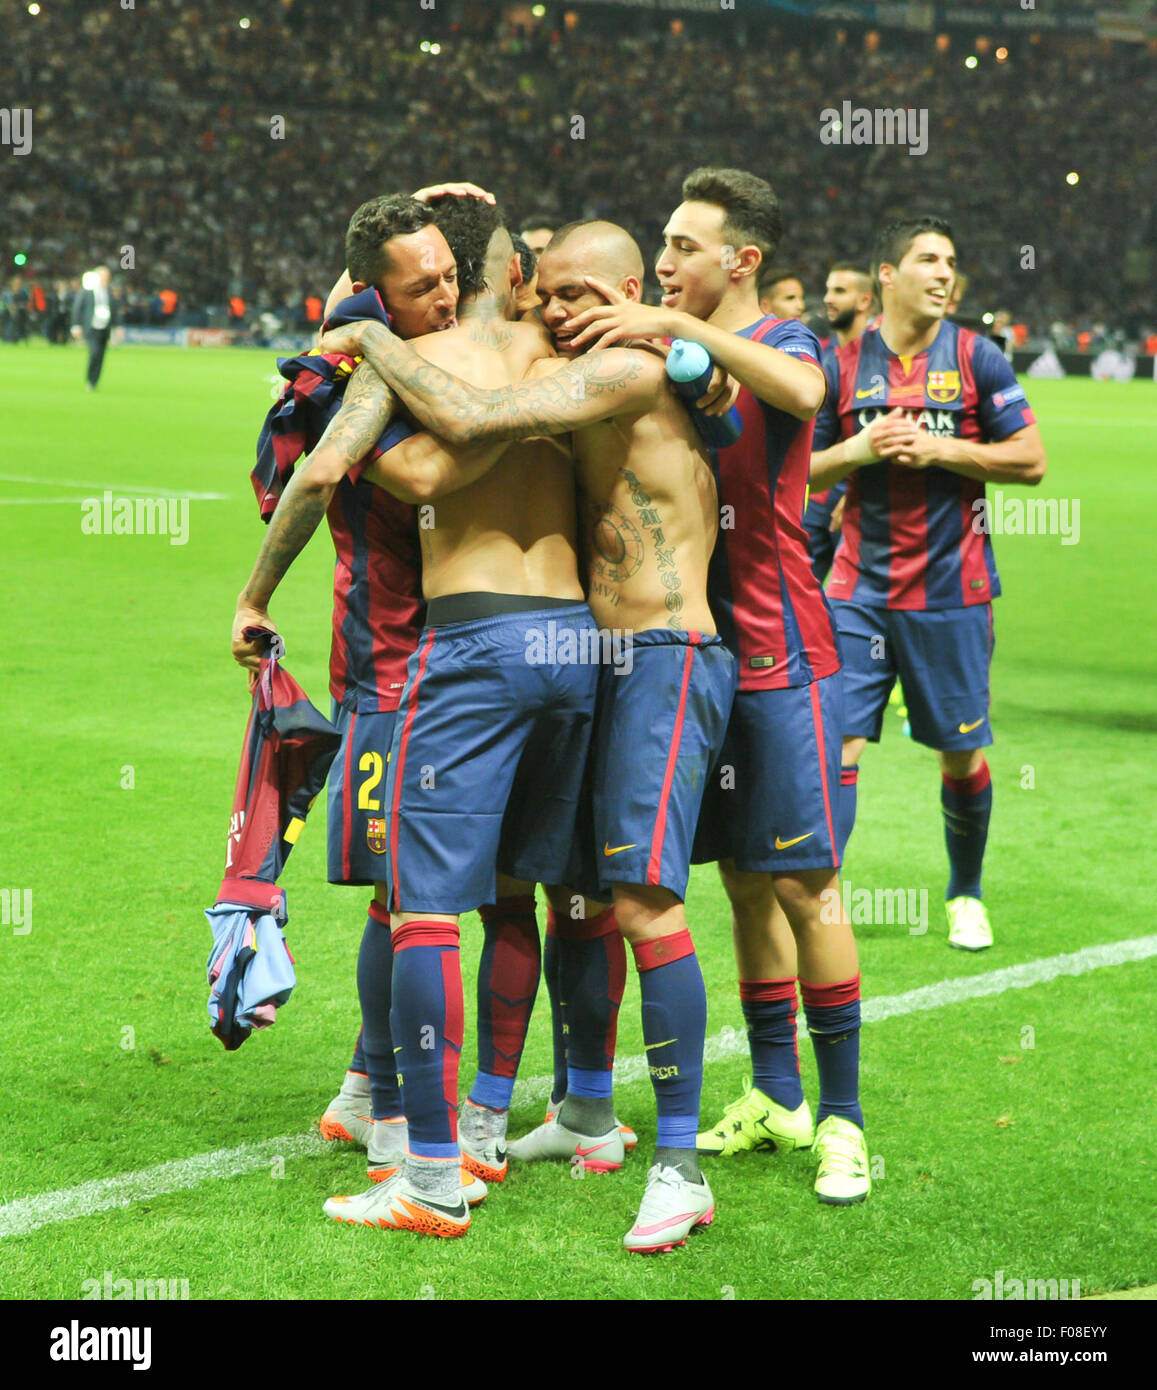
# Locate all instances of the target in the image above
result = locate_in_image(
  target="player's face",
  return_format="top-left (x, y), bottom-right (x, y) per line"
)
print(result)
top-left (536, 248), bottom-right (608, 356)
top-left (656, 201), bottom-right (736, 320)
top-left (824, 272), bottom-right (865, 330)
top-left (761, 278), bottom-right (805, 320)
top-left (522, 227), bottom-right (554, 257)
top-left (886, 233), bottom-right (956, 321)
top-left (377, 225), bottom-right (459, 339)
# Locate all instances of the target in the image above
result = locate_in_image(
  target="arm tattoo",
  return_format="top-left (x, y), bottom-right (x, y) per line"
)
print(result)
top-left (353, 323), bottom-right (651, 443)
top-left (621, 468), bottom-right (685, 630)
top-left (241, 367), bottom-right (396, 606)
top-left (319, 363), bottom-right (398, 463)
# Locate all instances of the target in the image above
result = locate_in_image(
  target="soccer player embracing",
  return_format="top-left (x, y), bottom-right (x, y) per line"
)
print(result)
top-left (564, 168), bottom-right (871, 1205)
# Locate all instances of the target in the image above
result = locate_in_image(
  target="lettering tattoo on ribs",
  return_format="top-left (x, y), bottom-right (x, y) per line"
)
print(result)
top-left (621, 468), bottom-right (684, 629)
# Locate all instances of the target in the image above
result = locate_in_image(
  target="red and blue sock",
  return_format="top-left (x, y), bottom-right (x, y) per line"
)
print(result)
top-left (836, 765), bottom-right (859, 863)
top-left (543, 913), bottom-right (569, 1107)
top-left (351, 900), bottom-right (402, 1120)
top-left (942, 760), bottom-right (992, 900)
top-left (633, 928), bottom-right (706, 1174)
top-left (801, 974), bottom-right (863, 1130)
top-left (390, 919), bottom-right (463, 1161)
top-left (552, 905), bottom-right (625, 1107)
top-left (739, 977), bottom-right (803, 1110)
top-left (469, 896), bottom-right (540, 1112)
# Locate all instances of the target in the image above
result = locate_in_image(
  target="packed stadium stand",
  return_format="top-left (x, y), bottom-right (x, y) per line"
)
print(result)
top-left (1, 0), bottom-right (1153, 342)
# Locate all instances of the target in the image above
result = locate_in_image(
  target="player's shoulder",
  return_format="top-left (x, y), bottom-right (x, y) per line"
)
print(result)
top-left (508, 318), bottom-right (555, 356)
top-left (588, 342), bottom-right (668, 388)
top-left (947, 322), bottom-right (1017, 387)
top-left (747, 314), bottom-right (822, 361)
top-left (959, 325), bottom-right (1003, 366)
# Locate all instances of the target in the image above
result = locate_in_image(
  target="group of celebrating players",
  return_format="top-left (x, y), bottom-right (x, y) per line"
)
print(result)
top-left (230, 165), bottom-right (1045, 1253)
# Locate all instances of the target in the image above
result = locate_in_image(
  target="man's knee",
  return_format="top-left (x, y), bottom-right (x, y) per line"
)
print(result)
top-left (772, 868), bottom-right (840, 929)
top-left (494, 872), bottom-right (535, 900)
top-left (611, 884), bottom-right (684, 943)
top-left (938, 747), bottom-right (984, 779)
top-left (543, 884), bottom-right (609, 929)
top-left (718, 861), bottom-right (776, 924)
top-left (843, 735), bottom-right (867, 767)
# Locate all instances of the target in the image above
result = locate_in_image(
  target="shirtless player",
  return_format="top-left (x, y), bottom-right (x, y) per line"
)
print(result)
top-left (315, 201), bottom-right (604, 1239)
top-left (318, 219), bottom-right (738, 1254)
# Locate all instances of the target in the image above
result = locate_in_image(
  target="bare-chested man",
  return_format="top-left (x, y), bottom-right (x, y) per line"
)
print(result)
top-left (318, 219), bottom-right (739, 1254)
top-left (306, 200), bottom-right (612, 1242)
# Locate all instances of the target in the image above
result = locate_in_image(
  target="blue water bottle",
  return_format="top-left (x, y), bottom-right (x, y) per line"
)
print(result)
top-left (666, 339), bottom-right (744, 449)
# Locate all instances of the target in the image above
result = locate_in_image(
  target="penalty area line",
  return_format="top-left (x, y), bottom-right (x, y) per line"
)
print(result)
top-left (0, 473), bottom-right (229, 500)
top-left (2, 934), bottom-right (1154, 1240)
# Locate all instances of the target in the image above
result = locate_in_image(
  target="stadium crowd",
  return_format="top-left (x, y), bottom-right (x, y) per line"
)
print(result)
top-left (1, 0), bottom-right (1153, 344)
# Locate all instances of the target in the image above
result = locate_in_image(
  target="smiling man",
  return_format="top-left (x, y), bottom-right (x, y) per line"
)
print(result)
top-left (562, 167), bottom-right (871, 1207)
top-left (809, 215), bottom-right (1047, 952)
top-left (232, 191), bottom-right (518, 1222)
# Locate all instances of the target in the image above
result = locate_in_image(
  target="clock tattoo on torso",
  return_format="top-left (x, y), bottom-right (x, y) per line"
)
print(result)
top-left (591, 503), bottom-right (645, 585)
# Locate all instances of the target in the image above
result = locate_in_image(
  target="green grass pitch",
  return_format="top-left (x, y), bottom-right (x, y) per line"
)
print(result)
top-left (1, 339), bottom-right (1154, 1301)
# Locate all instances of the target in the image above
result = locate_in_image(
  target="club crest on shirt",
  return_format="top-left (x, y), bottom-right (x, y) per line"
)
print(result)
top-left (366, 818), bottom-right (387, 854)
top-left (927, 370), bottom-right (961, 404)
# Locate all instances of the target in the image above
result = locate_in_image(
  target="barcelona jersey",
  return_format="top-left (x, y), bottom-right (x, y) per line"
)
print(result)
top-left (813, 321), bottom-right (1036, 610)
top-left (252, 289), bottom-right (424, 713)
top-left (707, 315), bottom-right (841, 691)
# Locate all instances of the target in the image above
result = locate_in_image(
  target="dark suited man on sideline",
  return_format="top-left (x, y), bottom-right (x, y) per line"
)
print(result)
top-left (71, 266), bottom-right (116, 390)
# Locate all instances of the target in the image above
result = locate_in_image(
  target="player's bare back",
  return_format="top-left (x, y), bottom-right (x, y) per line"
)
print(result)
top-left (372, 317), bottom-right (582, 601)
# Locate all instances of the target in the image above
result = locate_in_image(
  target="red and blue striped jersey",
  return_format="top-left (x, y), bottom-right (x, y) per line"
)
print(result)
top-left (221, 642), bottom-right (341, 888)
top-left (806, 339), bottom-right (846, 515)
top-left (813, 321), bottom-right (1036, 610)
top-left (707, 315), bottom-right (841, 691)
top-left (252, 291), bottom-right (423, 713)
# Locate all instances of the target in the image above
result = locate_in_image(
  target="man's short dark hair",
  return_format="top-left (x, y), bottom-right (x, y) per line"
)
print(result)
top-left (520, 213), bottom-right (555, 233)
top-left (873, 216), bottom-right (955, 278)
top-left (682, 167), bottom-right (783, 264)
top-left (757, 265), bottom-right (801, 297)
top-left (345, 195), bottom-right (435, 287)
top-left (511, 233), bottom-right (537, 286)
top-left (829, 262), bottom-right (872, 282)
top-left (427, 194), bottom-right (506, 298)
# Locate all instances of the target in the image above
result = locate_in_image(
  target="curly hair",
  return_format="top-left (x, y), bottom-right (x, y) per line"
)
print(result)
top-left (345, 195), bottom-right (435, 287)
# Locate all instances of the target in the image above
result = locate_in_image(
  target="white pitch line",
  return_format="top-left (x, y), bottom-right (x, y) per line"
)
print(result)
top-left (2, 935), bottom-right (1154, 1241)
top-left (590, 934), bottom-right (1157, 1095)
top-left (0, 1135), bottom-right (329, 1240)
top-left (0, 474), bottom-right (229, 500)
